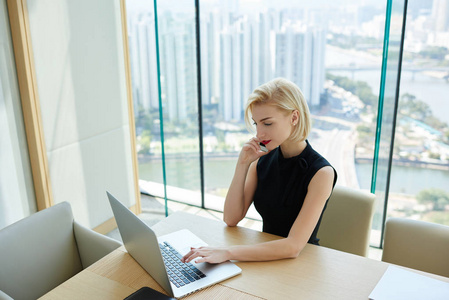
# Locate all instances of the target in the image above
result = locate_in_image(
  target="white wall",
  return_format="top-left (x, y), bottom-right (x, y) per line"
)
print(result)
top-left (26, 0), bottom-right (137, 228)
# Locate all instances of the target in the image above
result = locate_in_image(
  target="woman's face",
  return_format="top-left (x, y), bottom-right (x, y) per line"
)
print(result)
top-left (251, 103), bottom-right (296, 151)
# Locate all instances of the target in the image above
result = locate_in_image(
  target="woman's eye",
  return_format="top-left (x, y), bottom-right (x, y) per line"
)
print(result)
top-left (252, 122), bottom-right (257, 126)
top-left (264, 123), bottom-right (272, 126)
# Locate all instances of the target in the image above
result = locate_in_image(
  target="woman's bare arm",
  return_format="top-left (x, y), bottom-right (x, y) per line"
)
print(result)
top-left (223, 160), bottom-right (258, 226)
top-left (223, 138), bottom-right (268, 226)
top-left (183, 166), bottom-right (335, 263)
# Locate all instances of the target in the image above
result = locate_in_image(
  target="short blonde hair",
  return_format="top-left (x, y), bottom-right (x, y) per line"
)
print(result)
top-left (244, 78), bottom-right (311, 142)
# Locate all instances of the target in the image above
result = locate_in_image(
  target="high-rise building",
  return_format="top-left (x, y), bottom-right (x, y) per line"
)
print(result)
top-left (310, 28), bottom-right (326, 107)
top-left (128, 12), bottom-right (159, 113)
top-left (274, 25), bottom-right (326, 106)
top-left (433, 0), bottom-right (449, 31)
top-left (219, 30), bottom-right (233, 121)
top-left (199, 14), bottom-right (211, 107)
top-left (128, 8), bottom-right (327, 123)
top-left (158, 13), bottom-right (198, 122)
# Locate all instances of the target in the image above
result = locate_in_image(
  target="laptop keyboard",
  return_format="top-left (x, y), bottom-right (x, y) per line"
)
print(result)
top-left (159, 242), bottom-right (206, 288)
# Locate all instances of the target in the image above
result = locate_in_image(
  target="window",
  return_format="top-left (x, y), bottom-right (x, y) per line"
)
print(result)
top-left (127, 0), bottom-right (447, 247)
top-left (198, 1), bottom-right (389, 241)
top-left (128, 0), bottom-right (202, 207)
top-left (388, 0), bottom-right (449, 227)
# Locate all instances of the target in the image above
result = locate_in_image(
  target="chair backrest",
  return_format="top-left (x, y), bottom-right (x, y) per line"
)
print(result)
top-left (317, 185), bottom-right (376, 257)
top-left (382, 218), bottom-right (449, 278)
top-left (0, 202), bottom-right (83, 300)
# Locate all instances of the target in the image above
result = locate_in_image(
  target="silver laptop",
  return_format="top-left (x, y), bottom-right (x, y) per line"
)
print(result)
top-left (107, 192), bottom-right (241, 298)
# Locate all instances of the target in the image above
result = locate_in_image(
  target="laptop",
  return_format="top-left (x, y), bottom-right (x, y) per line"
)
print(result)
top-left (107, 192), bottom-right (242, 298)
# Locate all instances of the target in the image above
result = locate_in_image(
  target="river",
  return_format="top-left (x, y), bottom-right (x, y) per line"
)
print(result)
top-left (326, 46), bottom-right (449, 195)
top-left (138, 46), bottom-right (449, 198)
top-left (139, 155), bottom-right (449, 197)
top-left (325, 46), bottom-right (449, 124)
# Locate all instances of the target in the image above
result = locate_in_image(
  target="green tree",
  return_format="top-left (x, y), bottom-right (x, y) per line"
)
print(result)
top-left (399, 93), bottom-right (448, 131)
top-left (399, 93), bottom-right (432, 121)
top-left (419, 46), bottom-right (449, 60)
top-left (417, 188), bottom-right (449, 211)
top-left (426, 115), bottom-right (447, 131)
top-left (136, 105), bottom-right (152, 130)
top-left (326, 73), bottom-right (377, 107)
top-left (355, 82), bottom-right (377, 107)
top-left (138, 130), bottom-right (152, 155)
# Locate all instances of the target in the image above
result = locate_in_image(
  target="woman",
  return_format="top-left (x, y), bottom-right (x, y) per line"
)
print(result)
top-left (182, 78), bottom-right (337, 263)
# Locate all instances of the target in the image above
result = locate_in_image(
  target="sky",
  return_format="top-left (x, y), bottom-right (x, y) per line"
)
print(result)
top-left (127, 0), bottom-right (387, 14)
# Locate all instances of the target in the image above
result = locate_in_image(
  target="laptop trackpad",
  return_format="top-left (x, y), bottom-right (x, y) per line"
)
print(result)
top-left (158, 229), bottom-right (208, 256)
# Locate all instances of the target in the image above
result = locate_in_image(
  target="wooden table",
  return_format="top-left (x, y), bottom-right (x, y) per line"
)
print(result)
top-left (40, 212), bottom-right (449, 299)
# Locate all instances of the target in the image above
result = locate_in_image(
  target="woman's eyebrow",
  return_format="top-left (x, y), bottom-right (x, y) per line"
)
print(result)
top-left (252, 117), bottom-right (273, 122)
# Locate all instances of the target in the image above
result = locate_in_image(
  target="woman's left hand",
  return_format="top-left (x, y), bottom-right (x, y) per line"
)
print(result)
top-left (181, 246), bottom-right (230, 264)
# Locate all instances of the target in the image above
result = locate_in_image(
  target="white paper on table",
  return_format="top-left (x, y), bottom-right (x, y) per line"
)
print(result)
top-left (369, 265), bottom-right (449, 300)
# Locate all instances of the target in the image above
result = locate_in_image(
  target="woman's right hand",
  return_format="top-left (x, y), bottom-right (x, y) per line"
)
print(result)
top-left (238, 137), bottom-right (269, 165)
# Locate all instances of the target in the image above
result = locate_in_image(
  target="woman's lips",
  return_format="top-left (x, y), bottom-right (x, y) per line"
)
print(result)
top-left (261, 140), bottom-right (271, 145)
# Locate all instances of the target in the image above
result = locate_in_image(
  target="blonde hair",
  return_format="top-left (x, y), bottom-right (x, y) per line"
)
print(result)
top-left (244, 78), bottom-right (311, 142)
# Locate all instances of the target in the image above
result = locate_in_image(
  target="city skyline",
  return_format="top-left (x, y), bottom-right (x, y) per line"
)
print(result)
top-left (128, 8), bottom-right (328, 123)
top-left (126, 0), bottom-right (449, 233)
top-left (126, 0), bottom-right (449, 125)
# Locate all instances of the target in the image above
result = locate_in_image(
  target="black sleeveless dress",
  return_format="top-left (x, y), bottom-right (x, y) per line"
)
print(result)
top-left (253, 140), bottom-right (337, 245)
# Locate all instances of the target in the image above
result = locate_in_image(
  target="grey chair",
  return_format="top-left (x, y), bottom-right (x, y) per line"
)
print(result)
top-left (382, 217), bottom-right (449, 278)
top-left (317, 185), bottom-right (376, 257)
top-left (0, 202), bottom-right (122, 300)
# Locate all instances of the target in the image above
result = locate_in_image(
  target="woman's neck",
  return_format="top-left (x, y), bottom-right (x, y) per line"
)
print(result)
top-left (280, 140), bottom-right (307, 158)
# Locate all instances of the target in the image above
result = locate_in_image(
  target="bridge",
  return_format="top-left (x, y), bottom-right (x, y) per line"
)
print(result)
top-left (326, 65), bottom-right (449, 80)
top-left (327, 65), bottom-right (449, 72)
